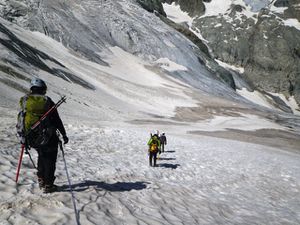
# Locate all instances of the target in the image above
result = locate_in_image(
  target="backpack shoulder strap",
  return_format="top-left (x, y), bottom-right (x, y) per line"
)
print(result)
top-left (44, 96), bottom-right (52, 111)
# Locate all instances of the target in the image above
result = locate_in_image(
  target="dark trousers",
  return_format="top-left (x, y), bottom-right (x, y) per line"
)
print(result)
top-left (161, 143), bottom-right (165, 152)
top-left (149, 151), bottom-right (158, 167)
top-left (36, 146), bottom-right (58, 186)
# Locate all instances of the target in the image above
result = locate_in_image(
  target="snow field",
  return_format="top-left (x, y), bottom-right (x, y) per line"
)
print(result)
top-left (0, 109), bottom-right (299, 224)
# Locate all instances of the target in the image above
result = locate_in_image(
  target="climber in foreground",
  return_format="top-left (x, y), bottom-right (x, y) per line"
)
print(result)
top-left (17, 78), bottom-right (68, 193)
top-left (147, 133), bottom-right (161, 167)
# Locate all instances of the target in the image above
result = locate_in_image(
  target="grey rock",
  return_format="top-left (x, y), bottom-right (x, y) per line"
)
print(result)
top-left (136, 0), bottom-right (166, 16)
top-left (161, 0), bottom-right (205, 17)
top-left (274, 0), bottom-right (290, 7)
top-left (280, 0), bottom-right (300, 21)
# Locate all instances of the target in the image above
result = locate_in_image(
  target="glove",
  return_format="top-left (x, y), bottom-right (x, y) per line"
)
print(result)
top-left (63, 135), bottom-right (69, 144)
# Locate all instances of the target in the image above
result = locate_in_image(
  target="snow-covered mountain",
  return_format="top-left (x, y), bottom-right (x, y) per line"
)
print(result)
top-left (0, 0), bottom-right (243, 119)
top-left (0, 0), bottom-right (300, 224)
top-left (158, 0), bottom-right (300, 108)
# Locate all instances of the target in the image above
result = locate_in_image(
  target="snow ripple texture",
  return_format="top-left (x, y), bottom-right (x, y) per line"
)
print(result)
top-left (0, 108), bottom-right (299, 225)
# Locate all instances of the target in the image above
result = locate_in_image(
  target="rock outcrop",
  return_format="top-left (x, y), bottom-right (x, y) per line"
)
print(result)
top-left (136, 0), bottom-right (166, 16)
top-left (161, 0), bottom-right (300, 106)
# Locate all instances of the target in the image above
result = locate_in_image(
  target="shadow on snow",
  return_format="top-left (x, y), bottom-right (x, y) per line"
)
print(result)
top-left (58, 180), bottom-right (149, 192)
top-left (157, 157), bottom-right (176, 161)
top-left (157, 163), bottom-right (180, 169)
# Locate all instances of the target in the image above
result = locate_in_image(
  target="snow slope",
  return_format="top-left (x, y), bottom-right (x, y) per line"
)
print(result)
top-left (0, 108), bottom-right (299, 224)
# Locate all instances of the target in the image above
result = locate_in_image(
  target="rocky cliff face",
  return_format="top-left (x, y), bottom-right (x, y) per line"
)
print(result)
top-left (159, 0), bottom-right (300, 106)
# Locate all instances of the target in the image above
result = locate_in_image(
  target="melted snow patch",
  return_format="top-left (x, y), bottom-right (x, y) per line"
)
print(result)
top-left (215, 59), bottom-right (245, 74)
top-left (270, 5), bottom-right (288, 14)
top-left (283, 18), bottom-right (300, 30)
top-left (270, 93), bottom-right (300, 116)
top-left (202, 0), bottom-right (256, 19)
top-left (154, 58), bottom-right (188, 72)
top-left (162, 2), bottom-right (210, 44)
top-left (237, 88), bottom-right (275, 109)
top-left (162, 2), bottom-right (194, 26)
top-left (202, 0), bottom-right (232, 17)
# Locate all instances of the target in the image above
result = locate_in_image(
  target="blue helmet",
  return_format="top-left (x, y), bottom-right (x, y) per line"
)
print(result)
top-left (30, 78), bottom-right (47, 90)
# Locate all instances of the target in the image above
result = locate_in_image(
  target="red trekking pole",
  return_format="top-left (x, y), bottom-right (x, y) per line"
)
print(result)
top-left (15, 96), bottom-right (66, 183)
top-left (15, 144), bottom-right (25, 183)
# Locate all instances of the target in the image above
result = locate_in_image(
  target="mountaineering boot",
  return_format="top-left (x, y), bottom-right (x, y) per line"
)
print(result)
top-left (38, 177), bottom-right (45, 189)
top-left (43, 184), bottom-right (58, 193)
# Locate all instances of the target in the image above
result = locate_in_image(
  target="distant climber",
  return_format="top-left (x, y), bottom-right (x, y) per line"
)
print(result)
top-left (147, 133), bottom-right (161, 167)
top-left (160, 133), bottom-right (167, 153)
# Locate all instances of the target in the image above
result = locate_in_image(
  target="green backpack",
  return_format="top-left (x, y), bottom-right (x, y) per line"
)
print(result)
top-left (17, 94), bottom-right (55, 148)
